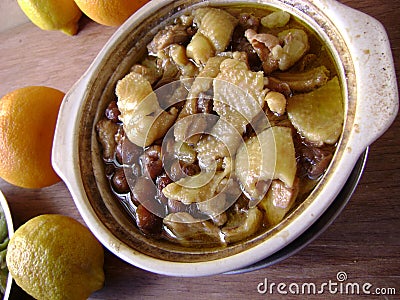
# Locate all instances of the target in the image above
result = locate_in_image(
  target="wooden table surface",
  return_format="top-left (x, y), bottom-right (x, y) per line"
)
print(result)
top-left (0, 1), bottom-right (399, 299)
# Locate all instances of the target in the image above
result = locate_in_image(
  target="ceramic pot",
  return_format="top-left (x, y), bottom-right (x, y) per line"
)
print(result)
top-left (52, 0), bottom-right (398, 276)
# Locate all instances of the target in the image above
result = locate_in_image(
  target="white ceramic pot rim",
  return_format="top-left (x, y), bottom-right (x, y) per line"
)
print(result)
top-left (52, 0), bottom-right (398, 276)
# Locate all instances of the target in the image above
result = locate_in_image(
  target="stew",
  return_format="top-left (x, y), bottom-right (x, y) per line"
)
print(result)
top-left (96, 5), bottom-right (344, 247)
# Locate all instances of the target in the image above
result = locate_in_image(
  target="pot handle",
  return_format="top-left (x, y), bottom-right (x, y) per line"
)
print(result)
top-left (322, 1), bottom-right (398, 153)
top-left (52, 76), bottom-right (89, 184)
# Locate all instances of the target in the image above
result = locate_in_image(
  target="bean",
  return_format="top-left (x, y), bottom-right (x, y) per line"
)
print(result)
top-left (116, 137), bottom-right (143, 166)
top-left (181, 163), bottom-right (200, 176)
top-left (131, 176), bottom-right (167, 216)
top-left (131, 176), bottom-right (157, 205)
top-left (141, 145), bottom-right (163, 179)
top-left (136, 204), bottom-right (163, 235)
top-left (129, 191), bottom-right (140, 207)
top-left (168, 160), bottom-right (200, 181)
top-left (156, 174), bottom-right (172, 205)
top-left (105, 101), bottom-right (121, 123)
top-left (112, 168), bottom-right (130, 194)
top-left (116, 139), bottom-right (123, 165)
top-left (146, 145), bottom-right (162, 159)
top-left (105, 164), bottom-right (116, 177)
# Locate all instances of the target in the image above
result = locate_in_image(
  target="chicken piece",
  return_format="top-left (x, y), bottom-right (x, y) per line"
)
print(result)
top-left (169, 44), bottom-right (198, 78)
top-left (231, 13), bottom-right (262, 71)
top-left (116, 72), bottom-right (178, 147)
top-left (272, 29), bottom-right (309, 71)
top-left (246, 28), bottom-right (310, 73)
top-left (222, 207), bottom-right (264, 243)
top-left (245, 28), bottom-right (280, 74)
top-left (196, 135), bottom-right (230, 171)
top-left (271, 65), bottom-right (330, 93)
top-left (186, 32), bottom-right (215, 66)
top-left (162, 158), bottom-right (231, 205)
top-left (264, 77), bottom-right (292, 98)
top-left (196, 193), bottom-right (227, 222)
top-left (265, 91), bottom-right (287, 115)
top-left (163, 212), bottom-right (225, 247)
top-left (152, 55), bottom-right (181, 89)
top-left (261, 11), bottom-right (290, 29)
top-left (196, 175), bottom-right (240, 225)
top-left (235, 126), bottom-right (297, 204)
top-left (195, 58), bottom-right (267, 170)
top-left (258, 179), bottom-right (299, 226)
top-left (147, 24), bottom-right (192, 55)
top-left (130, 57), bottom-right (163, 86)
top-left (193, 7), bottom-right (238, 52)
top-left (214, 59), bottom-right (266, 121)
top-left (187, 56), bottom-right (227, 100)
top-left (214, 58), bottom-right (266, 132)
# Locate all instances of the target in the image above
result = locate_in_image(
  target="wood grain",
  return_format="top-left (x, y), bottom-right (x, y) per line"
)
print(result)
top-left (0, 1), bottom-right (399, 299)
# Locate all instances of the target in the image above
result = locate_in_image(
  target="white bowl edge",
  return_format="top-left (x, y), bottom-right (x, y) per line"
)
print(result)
top-left (0, 191), bottom-right (14, 299)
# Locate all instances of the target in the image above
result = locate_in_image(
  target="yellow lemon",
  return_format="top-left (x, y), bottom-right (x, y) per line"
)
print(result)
top-left (0, 86), bottom-right (63, 189)
top-left (17, 0), bottom-right (82, 35)
top-left (6, 214), bottom-right (105, 300)
top-left (74, 0), bottom-right (150, 27)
